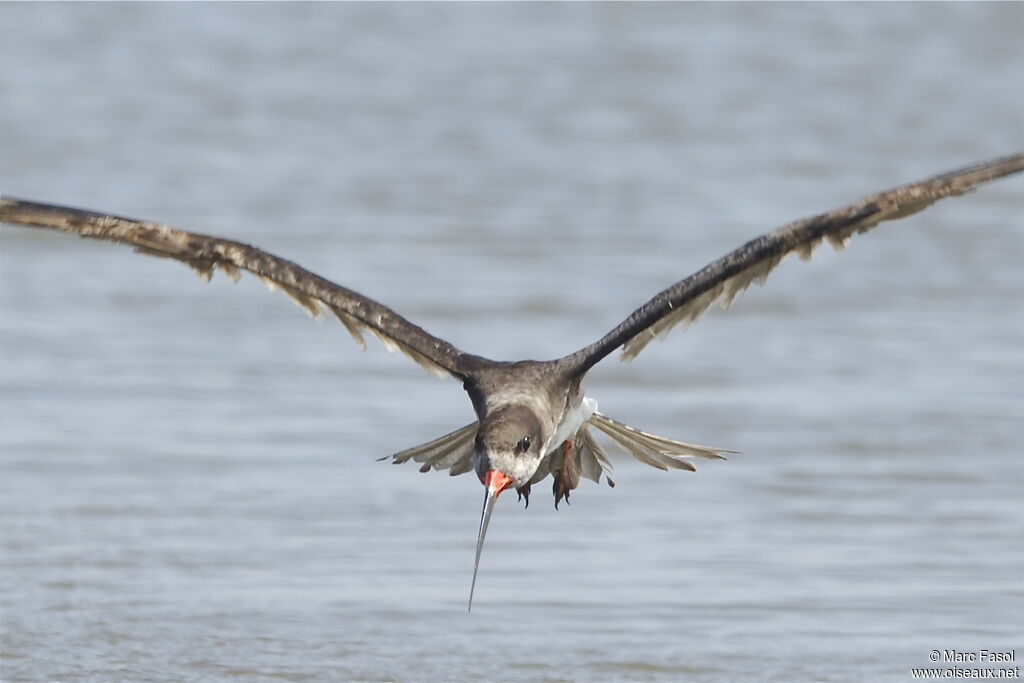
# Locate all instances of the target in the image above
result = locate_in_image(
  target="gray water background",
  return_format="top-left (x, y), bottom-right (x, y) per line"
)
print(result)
top-left (1, 4), bottom-right (1022, 682)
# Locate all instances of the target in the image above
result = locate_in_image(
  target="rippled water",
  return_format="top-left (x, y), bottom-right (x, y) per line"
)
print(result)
top-left (1, 4), bottom-right (1022, 682)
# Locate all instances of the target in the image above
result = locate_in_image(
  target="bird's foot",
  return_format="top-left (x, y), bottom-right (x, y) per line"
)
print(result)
top-left (553, 439), bottom-right (574, 510)
top-left (516, 483), bottom-right (531, 509)
top-left (553, 485), bottom-right (570, 509)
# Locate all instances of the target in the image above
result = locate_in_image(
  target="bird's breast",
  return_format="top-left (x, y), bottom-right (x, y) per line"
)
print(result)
top-left (544, 395), bottom-right (598, 456)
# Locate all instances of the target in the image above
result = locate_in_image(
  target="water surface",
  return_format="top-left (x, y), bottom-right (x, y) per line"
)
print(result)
top-left (1, 4), bottom-right (1022, 682)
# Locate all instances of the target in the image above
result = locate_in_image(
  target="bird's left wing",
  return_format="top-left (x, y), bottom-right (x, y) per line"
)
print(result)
top-left (0, 197), bottom-right (481, 380)
top-left (564, 153), bottom-right (1024, 373)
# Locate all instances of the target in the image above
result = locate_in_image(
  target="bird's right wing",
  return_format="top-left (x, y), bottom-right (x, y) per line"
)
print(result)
top-left (0, 198), bottom-right (484, 380)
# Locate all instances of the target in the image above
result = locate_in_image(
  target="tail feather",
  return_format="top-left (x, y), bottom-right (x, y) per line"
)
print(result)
top-left (576, 427), bottom-right (615, 487)
top-left (386, 422), bottom-right (477, 475)
top-left (384, 411), bottom-right (729, 488)
top-left (587, 412), bottom-right (732, 472)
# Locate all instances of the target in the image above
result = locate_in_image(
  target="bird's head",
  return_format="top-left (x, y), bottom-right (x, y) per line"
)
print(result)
top-left (473, 403), bottom-right (544, 492)
top-left (468, 403), bottom-right (543, 610)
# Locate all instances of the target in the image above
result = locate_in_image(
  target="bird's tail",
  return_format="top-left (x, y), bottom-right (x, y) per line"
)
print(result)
top-left (384, 421), bottom-right (478, 476)
top-left (586, 412), bottom-right (732, 472)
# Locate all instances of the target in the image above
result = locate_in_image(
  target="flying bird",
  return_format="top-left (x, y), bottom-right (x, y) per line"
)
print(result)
top-left (2, 153), bottom-right (1022, 610)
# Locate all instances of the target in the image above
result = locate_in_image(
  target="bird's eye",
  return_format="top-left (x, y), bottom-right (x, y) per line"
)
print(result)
top-left (516, 436), bottom-right (532, 454)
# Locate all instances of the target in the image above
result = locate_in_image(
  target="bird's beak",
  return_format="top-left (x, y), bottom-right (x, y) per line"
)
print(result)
top-left (468, 469), bottom-right (514, 612)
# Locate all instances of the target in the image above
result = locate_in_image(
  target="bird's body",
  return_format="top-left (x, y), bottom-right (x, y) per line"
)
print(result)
top-left (2, 153), bottom-right (1022, 609)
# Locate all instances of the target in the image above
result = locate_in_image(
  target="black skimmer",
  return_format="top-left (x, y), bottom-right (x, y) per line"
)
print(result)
top-left (2, 153), bottom-right (1022, 609)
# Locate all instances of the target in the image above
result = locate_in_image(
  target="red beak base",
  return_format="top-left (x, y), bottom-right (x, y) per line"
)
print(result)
top-left (483, 470), bottom-right (515, 495)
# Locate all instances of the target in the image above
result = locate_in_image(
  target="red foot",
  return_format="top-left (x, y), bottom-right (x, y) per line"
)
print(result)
top-left (553, 439), bottom-right (574, 509)
top-left (516, 483), bottom-right (532, 509)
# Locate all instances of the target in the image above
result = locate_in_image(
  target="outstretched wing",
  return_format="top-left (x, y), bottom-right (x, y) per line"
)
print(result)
top-left (565, 153), bottom-right (1024, 373)
top-left (0, 198), bottom-right (483, 380)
